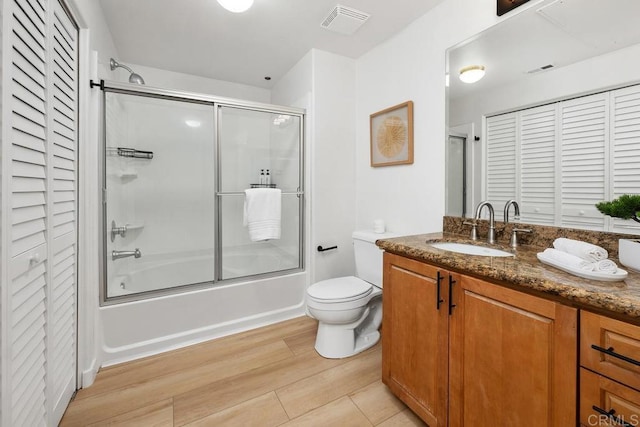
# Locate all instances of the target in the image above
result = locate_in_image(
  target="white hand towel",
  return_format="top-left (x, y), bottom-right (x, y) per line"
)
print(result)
top-left (541, 248), bottom-right (596, 271)
top-left (243, 188), bottom-right (281, 242)
top-left (552, 237), bottom-right (608, 262)
top-left (595, 259), bottom-right (619, 273)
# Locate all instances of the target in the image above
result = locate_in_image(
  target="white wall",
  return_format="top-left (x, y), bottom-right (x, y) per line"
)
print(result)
top-left (355, 0), bottom-right (507, 235)
top-left (67, 0), bottom-right (119, 75)
top-left (311, 50), bottom-right (357, 281)
top-left (123, 63), bottom-right (271, 103)
top-left (272, 50), bottom-right (357, 283)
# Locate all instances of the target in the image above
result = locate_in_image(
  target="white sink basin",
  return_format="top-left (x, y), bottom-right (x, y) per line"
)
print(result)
top-left (430, 242), bottom-right (514, 257)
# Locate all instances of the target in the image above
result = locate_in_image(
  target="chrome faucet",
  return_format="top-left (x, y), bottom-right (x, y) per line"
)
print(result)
top-left (112, 248), bottom-right (142, 261)
top-left (474, 201), bottom-right (496, 244)
top-left (503, 200), bottom-right (520, 224)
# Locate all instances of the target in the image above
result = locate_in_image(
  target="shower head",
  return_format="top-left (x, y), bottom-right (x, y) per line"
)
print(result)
top-left (110, 58), bottom-right (145, 85)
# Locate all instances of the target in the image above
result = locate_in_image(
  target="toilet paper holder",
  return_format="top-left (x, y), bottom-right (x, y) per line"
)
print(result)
top-left (317, 245), bottom-right (338, 252)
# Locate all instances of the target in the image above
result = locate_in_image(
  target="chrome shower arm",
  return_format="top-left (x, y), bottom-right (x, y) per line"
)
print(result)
top-left (110, 58), bottom-right (145, 84)
top-left (110, 58), bottom-right (133, 74)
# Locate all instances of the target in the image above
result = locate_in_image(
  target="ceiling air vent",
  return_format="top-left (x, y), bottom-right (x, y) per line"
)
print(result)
top-left (321, 5), bottom-right (370, 35)
top-left (526, 64), bottom-right (555, 74)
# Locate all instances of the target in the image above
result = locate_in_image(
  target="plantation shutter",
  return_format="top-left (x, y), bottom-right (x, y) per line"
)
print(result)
top-left (485, 112), bottom-right (517, 221)
top-left (1, 0), bottom-right (78, 425)
top-left (609, 85), bottom-right (640, 234)
top-left (559, 93), bottom-right (608, 230)
top-left (519, 104), bottom-right (558, 225)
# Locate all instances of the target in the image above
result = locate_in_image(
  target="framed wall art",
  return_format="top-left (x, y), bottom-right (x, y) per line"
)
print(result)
top-left (497, 0), bottom-right (530, 16)
top-left (370, 101), bottom-right (414, 167)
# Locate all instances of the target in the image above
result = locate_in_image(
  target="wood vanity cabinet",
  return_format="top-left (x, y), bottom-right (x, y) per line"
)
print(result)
top-left (579, 311), bottom-right (640, 426)
top-left (382, 253), bottom-right (578, 426)
top-left (381, 253), bottom-right (453, 426)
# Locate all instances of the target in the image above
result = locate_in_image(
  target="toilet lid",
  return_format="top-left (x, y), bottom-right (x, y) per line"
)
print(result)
top-left (307, 276), bottom-right (373, 302)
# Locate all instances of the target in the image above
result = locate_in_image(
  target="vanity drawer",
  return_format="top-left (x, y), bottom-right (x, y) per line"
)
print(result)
top-left (580, 368), bottom-right (640, 427)
top-left (581, 311), bottom-right (640, 391)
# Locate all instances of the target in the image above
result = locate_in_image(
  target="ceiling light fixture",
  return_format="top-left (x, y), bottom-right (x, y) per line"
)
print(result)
top-left (216, 0), bottom-right (253, 13)
top-left (459, 65), bottom-right (486, 84)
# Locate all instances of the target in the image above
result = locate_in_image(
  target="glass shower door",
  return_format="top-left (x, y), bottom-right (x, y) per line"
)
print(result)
top-left (217, 106), bottom-right (303, 280)
top-left (104, 92), bottom-right (215, 298)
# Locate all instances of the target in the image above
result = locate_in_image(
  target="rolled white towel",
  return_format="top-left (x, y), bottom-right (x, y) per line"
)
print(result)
top-left (553, 237), bottom-right (608, 262)
top-left (595, 259), bottom-right (619, 273)
top-left (540, 248), bottom-right (596, 271)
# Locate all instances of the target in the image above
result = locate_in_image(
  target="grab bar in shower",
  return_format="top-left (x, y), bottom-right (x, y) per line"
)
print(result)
top-left (114, 147), bottom-right (154, 159)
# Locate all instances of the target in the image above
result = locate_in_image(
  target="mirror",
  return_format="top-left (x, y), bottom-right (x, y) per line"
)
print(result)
top-left (446, 0), bottom-right (640, 224)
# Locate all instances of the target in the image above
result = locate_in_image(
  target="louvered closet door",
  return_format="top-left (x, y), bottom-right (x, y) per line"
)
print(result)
top-left (48, 0), bottom-right (77, 422)
top-left (2, 0), bottom-right (78, 425)
top-left (610, 85), bottom-right (640, 234)
top-left (560, 93), bottom-right (608, 230)
top-left (7, 0), bottom-right (50, 424)
top-left (519, 104), bottom-right (558, 225)
top-left (486, 112), bottom-right (517, 221)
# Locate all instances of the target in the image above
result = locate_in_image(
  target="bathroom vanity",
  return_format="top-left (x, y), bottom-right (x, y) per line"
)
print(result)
top-left (377, 222), bottom-right (640, 426)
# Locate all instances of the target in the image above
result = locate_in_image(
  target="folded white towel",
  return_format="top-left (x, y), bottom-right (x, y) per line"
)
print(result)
top-left (243, 188), bottom-right (281, 242)
top-left (595, 259), bottom-right (619, 273)
top-left (541, 248), bottom-right (595, 271)
top-left (553, 237), bottom-right (608, 262)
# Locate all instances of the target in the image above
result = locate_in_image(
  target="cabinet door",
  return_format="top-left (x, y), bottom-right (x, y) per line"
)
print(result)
top-left (580, 368), bottom-right (640, 427)
top-left (382, 253), bottom-right (450, 426)
top-left (581, 311), bottom-right (640, 391)
top-left (449, 276), bottom-right (577, 427)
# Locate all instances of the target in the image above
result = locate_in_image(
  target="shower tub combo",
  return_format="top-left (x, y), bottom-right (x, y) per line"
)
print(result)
top-left (98, 82), bottom-right (306, 365)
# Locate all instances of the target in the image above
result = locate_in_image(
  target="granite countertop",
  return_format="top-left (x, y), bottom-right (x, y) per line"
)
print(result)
top-left (376, 232), bottom-right (640, 323)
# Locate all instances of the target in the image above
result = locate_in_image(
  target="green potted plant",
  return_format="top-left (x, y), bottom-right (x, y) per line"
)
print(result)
top-left (596, 194), bottom-right (640, 272)
top-left (595, 194), bottom-right (640, 223)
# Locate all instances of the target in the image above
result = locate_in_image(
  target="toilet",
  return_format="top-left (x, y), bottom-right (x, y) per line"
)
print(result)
top-left (306, 230), bottom-right (397, 358)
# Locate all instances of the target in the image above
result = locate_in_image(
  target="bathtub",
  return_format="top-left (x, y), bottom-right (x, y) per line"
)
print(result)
top-left (108, 244), bottom-right (299, 296)
top-left (100, 245), bottom-right (306, 366)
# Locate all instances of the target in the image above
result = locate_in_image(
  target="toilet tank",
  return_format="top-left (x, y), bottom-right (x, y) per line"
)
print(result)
top-left (352, 230), bottom-right (398, 287)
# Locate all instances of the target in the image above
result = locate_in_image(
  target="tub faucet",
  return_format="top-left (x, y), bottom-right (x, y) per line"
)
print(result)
top-left (474, 201), bottom-right (496, 244)
top-left (112, 248), bottom-right (142, 261)
top-left (504, 200), bottom-right (520, 224)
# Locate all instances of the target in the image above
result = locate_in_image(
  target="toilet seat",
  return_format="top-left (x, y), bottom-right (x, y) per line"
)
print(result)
top-left (307, 276), bottom-right (372, 304)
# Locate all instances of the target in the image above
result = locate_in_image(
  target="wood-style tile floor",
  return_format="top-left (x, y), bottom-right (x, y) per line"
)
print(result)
top-left (60, 316), bottom-right (426, 426)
